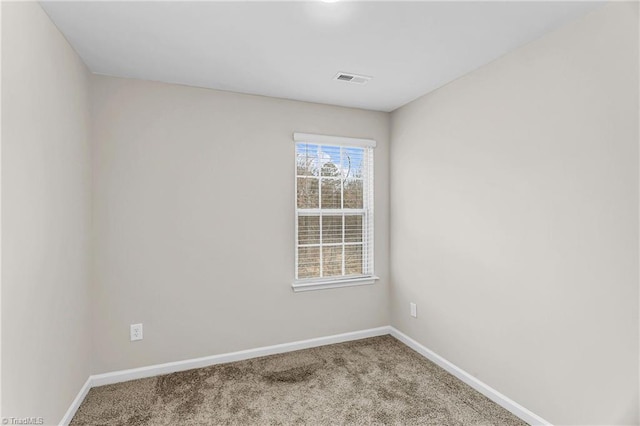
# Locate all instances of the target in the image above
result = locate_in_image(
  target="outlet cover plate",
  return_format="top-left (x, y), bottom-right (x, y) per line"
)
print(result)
top-left (130, 323), bottom-right (143, 341)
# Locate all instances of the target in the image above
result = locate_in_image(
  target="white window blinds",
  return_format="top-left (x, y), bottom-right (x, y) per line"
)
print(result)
top-left (294, 133), bottom-right (375, 286)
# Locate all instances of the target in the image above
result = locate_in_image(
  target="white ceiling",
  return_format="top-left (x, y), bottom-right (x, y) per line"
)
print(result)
top-left (40, 1), bottom-right (602, 112)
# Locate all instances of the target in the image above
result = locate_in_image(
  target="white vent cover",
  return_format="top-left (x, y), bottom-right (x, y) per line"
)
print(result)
top-left (333, 72), bottom-right (371, 85)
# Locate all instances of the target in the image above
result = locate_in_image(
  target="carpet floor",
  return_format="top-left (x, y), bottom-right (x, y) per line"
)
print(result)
top-left (71, 336), bottom-right (527, 425)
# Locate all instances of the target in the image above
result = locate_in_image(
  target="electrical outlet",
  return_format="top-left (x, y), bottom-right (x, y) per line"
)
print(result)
top-left (130, 323), bottom-right (143, 341)
top-left (410, 302), bottom-right (417, 318)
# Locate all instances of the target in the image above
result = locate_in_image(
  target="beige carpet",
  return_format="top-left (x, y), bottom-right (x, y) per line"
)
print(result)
top-left (71, 336), bottom-right (526, 425)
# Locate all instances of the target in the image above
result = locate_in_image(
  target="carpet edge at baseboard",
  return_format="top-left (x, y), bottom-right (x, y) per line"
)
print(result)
top-left (388, 327), bottom-right (552, 426)
top-left (59, 326), bottom-right (390, 424)
top-left (60, 325), bottom-right (550, 426)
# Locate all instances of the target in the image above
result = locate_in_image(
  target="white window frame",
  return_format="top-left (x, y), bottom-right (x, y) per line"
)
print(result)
top-left (292, 132), bottom-right (378, 292)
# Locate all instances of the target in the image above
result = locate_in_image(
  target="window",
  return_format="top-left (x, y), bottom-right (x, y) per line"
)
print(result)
top-left (293, 132), bottom-right (376, 292)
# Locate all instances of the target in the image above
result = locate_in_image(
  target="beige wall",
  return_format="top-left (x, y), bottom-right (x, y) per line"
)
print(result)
top-left (90, 75), bottom-right (390, 373)
top-left (390, 3), bottom-right (639, 425)
top-left (1, 2), bottom-right (92, 424)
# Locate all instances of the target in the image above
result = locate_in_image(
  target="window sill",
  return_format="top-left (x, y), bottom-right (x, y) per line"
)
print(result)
top-left (291, 276), bottom-right (379, 293)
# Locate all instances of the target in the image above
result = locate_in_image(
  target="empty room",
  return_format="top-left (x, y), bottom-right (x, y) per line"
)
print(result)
top-left (1, 0), bottom-right (638, 425)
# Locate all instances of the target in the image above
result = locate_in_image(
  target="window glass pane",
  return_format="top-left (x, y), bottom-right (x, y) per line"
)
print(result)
top-left (298, 246), bottom-right (320, 279)
top-left (321, 178), bottom-right (341, 209)
top-left (345, 244), bottom-right (363, 276)
top-left (296, 142), bottom-right (372, 282)
top-left (298, 216), bottom-right (319, 245)
top-left (345, 215), bottom-right (363, 243)
top-left (322, 215), bottom-right (342, 244)
top-left (297, 177), bottom-right (319, 208)
top-left (343, 178), bottom-right (363, 209)
top-left (296, 144), bottom-right (319, 176)
top-left (342, 147), bottom-right (365, 179)
top-left (322, 245), bottom-right (343, 277)
top-left (320, 146), bottom-right (341, 177)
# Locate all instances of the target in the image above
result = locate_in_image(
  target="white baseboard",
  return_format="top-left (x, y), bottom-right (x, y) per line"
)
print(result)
top-left (59, 377), bottom-right (92, 426)
top-left (61, 325), bottom-right (548, 426)
top-left (91, 326), bottom-right (391, 387)
top-left (60, 326), bottom-right (391, 424)
top-left (389, 326), bottom-right (551, 426)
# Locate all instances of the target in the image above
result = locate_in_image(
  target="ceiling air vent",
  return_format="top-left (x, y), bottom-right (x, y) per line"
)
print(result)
top-left (334, 72), bottom-right (371, 85)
